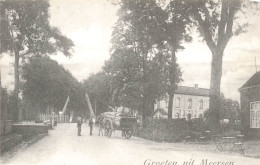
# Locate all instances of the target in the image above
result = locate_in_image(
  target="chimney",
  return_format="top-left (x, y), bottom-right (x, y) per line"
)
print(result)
top-left (194, 84), bottom-right (198, 89)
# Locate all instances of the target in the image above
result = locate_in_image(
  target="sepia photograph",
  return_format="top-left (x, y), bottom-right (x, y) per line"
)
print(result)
top-left (1, 0), bottom-right (260, 164)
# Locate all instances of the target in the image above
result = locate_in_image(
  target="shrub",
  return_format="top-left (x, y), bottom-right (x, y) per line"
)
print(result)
top-left (134, 118), bottom-right (191, 142)
top-left (134, 117), bottom-right (219, 142)
top-left (220, 123), bottom-right (242, 136)
top-left (187, 118), bottom-right (209, 132)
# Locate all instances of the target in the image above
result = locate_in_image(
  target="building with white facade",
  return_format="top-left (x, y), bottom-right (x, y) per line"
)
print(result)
top-left (154, 84), bottom-right (210, 119)
top-left (153, 108), bottom-right (168, 119)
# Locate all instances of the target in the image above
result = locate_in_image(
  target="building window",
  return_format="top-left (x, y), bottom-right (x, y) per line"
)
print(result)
top-left (175, 113), bottom-right (180, 119)
top-left (155, 114), bottom-right (161, 119)
top-left (250, 102), bottom-right (260, 128)
top-left (188, 99), bottom-right (192, 109)
top-left (176, 98), bottom-right (180, 108)
top-left (199, 100), bottom-right (203, 109)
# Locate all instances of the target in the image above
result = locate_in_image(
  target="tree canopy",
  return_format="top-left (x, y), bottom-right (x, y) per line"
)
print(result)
top-left (102, 0), bottom-right (189, 119)
top-left (0, 0), bottom-right (74, 120)
top-left (21, 56), bottom-right (87, 118)
top-left (82, 72), bottom-right (112, 115)
top-left (1, 0), bottom-right (74, 57)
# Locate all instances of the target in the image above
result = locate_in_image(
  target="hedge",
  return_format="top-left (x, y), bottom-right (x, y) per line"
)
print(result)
top-left (134, 118), bottom-right (241, 142)
top-left (134, 118), bottom-right (191, 142)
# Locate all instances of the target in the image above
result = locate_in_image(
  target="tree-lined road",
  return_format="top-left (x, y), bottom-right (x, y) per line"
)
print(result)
top-left (2, 124), bottom-right (260, 165)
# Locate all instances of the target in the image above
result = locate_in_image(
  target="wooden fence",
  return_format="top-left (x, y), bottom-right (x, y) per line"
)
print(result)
top-left (39, 114), bottom-right (69, 123)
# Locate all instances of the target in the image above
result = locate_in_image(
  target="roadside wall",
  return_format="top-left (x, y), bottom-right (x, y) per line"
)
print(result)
top-left (12, 124), bottom-right (48, 135)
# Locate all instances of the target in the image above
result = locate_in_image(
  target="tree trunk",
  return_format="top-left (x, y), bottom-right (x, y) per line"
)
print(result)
top-left (142, 90), bottom-right (154, 124)
top-left (168, 93), bottom-right (174, 119)
top-left (168, 49), bottom-right (177, 119)
top-left (142, 96), bottom-right (146, 124)
top-left (146, 95), bottom-right (154, 117)
top-left (208, 50), bottom-right (223, 132)
top-left (142, 49), bottom-right (147, 122)
top-left (14, 48), bottom-right (20, 121)
top-left (143, 93), bottom-right (151, 116)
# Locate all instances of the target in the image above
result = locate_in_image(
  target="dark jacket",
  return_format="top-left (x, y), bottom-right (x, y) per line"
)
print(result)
top-left (89, 119), bottom-right (94, 126)
top-left (77, 119), bottom-right (82, 128)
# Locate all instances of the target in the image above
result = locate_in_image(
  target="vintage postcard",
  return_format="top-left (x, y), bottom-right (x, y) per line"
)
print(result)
top-left (0, 0), bottom-right (260, 165)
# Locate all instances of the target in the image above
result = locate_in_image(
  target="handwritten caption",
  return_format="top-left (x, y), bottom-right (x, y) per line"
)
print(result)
top-left (144, 159), bottom-right (234, 165)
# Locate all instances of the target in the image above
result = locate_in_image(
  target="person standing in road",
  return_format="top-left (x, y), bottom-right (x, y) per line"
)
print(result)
top-left (89, 116), bottom-right (94, 135)
top-left (77, 116), bottom-right (83, 136)
top-left (98, 115), bottom-right (105, 136)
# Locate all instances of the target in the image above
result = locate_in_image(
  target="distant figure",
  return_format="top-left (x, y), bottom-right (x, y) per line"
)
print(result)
top-left (89, 116), bottom-right (94, 136)
top-left (77, 116), bottom-right (83, 136)
top-left (98, 115), bottom-right (105, 136)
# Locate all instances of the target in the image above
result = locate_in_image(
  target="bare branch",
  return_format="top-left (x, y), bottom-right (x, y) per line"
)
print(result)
top-left (193, 9), bottom-right (216, 53)
top-left (20, 50), bottom-right (31, 57)
top-left (217, 2), bottom-right (236, 54)
top-left (225, 6), bottom-right (235, 39)
top-left (216, 0), bottom-right (228, 51)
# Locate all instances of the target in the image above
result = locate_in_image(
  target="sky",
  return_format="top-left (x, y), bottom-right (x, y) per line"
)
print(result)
top-left (1, 0), bottom-right (260, 102)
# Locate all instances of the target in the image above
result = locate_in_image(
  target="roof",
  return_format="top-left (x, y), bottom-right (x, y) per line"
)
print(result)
top-left (175, 86), bottom-right (210, 97)
top-left (240, 71), bottom-right (260, 89)
top-left (154, 108), bottom-right (168, 116)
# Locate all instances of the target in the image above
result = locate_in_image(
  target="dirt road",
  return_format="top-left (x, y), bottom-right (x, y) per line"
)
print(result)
top-left (2, 123), bottom-right (260, 165)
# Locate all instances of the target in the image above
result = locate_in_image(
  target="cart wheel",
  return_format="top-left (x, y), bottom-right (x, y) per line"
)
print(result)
top-left (104, 120), bottom-right (112, 138)
top-left (123, 129), bottom-right (133, 139)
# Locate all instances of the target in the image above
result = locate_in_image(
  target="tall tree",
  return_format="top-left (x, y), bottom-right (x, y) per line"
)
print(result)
top-left (103, 49), bottom-right (147, 111)
top-left (107, 0), bottom-right (184, 119)
top-left (176, 0), bottom-right (257, 131)
top-left (165, 0), bottom-right (192, 118)
top-left (0, 0), bottom-right (74, 120)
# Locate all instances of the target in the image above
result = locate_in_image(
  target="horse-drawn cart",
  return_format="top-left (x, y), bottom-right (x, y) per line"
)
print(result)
top-left (99, 107), bottom-right (138, 139)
